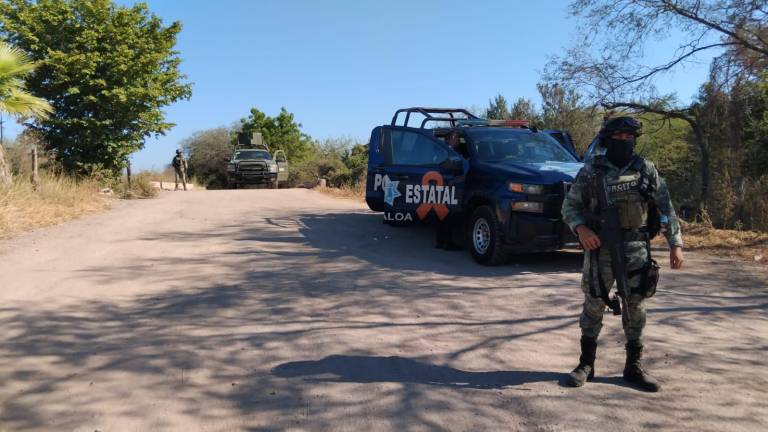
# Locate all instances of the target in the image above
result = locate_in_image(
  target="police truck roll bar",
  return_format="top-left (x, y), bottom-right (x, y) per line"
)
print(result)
top-left (391, 107), bottom-right (480, 128)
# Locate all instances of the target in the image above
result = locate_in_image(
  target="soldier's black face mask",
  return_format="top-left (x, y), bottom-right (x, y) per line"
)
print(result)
top-left (605, 137), bottom-right (635, 168)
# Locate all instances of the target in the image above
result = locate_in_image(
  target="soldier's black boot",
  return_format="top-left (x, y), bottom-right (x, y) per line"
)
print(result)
top-left (567, 336), bottom-right (597, 387)
top-left (623, 340), bottom-right (661, 392)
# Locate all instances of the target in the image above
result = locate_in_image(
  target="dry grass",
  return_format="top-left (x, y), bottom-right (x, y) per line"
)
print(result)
top-left (315, 183), bottom-right (365, 202)
top-left (0, 174), bottom-right (111, 239)
top-left (652, 220), bottom-right (768, 265)
top-left (115, 172), bottom-right (159, 199)
top-left (140, 167), bottom-right (178, 183)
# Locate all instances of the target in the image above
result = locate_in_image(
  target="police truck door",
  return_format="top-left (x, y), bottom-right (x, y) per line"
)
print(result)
top-left (377, 127), bottom-right (464, 223)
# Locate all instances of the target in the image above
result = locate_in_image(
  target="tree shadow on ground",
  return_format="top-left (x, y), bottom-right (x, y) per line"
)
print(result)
top-left (2, 207), bottom-right (767, 430)
top-left (273, 355), bottom-right (565, 389)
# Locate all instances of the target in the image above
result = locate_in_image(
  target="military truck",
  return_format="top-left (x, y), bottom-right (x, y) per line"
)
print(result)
top-left (226, 132), bottom-right (289, 189)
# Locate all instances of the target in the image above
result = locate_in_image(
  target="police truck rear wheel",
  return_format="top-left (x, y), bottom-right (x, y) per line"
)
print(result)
top-left (468, 205), bottom-right (506, 265)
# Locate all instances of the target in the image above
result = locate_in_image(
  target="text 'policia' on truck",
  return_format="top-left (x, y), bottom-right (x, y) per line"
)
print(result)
top-left (365, 107), bottom-right (582, 265)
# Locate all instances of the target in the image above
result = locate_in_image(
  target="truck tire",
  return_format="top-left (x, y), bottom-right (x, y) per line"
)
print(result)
top-left (468, 205), bottom-right (507, 265)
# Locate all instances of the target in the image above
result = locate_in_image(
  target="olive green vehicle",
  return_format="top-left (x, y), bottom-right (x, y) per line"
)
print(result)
top-left (226, 133), bottom-right (289, 189)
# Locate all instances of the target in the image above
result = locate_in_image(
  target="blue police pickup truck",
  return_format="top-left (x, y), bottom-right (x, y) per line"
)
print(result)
top-left (365, 107), bottom-right (582, 265)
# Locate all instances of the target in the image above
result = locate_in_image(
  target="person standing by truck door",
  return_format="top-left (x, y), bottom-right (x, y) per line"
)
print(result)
top-left (172, 149), bottom-right (188, 191)
top-left (435, 130), bottom-right (464, 249)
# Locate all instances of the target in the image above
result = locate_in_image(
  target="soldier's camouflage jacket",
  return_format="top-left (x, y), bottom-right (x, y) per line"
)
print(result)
top-left (562, 154), bottom-right (683, 248)
top-left (172, 155), bottom-right (187, 173)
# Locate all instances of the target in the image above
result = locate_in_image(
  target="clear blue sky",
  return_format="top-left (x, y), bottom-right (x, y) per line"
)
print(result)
top-left (6, 0), bottom-right (719, 170)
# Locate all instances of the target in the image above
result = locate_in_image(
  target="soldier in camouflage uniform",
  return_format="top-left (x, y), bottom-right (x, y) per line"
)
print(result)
top-left (172, 149), bottom-right (188, 191)
top-left (561, 117), bottom-right (684, 392)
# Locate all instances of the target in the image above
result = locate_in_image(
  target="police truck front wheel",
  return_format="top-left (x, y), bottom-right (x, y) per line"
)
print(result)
top-left (468, 205), bottom-right (507, 265)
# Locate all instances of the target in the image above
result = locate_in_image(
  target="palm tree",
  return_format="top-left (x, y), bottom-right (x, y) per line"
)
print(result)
top-left (0, 42), bottom-right (53, 187)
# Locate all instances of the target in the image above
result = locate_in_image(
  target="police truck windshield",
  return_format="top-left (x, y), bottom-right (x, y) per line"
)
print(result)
top-left (467, 130), bottom-right (577, 163)
top-left (234, 150), bottom-right (272, 160)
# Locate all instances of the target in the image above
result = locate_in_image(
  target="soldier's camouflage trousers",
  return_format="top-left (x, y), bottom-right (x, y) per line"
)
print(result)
top-left (580, 240), bottom-right (649, 341)
top-left (174, 168), bottom-right (187, 191)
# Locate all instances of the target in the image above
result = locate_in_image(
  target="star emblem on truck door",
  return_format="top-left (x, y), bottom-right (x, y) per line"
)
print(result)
top-left (382, 175), bottom-right (401, 206)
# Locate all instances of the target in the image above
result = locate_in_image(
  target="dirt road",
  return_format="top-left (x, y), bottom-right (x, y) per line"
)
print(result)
top-left (1, 189), bottom-right (766, 431)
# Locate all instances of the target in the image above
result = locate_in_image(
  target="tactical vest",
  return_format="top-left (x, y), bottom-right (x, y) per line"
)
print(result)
top-left (608, 170), bottom-right (647, 228)
top-left (589, 157), bottom-right (657, 232)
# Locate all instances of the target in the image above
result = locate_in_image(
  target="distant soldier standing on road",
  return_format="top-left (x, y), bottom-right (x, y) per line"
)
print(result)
top-left (561, 117), bottom-right (685, 392)
top-left (172, 149), bottom-right (188, 191)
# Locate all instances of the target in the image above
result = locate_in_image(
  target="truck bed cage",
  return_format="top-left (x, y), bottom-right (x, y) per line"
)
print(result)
top-left (391, 107), bottom-right (480, 129)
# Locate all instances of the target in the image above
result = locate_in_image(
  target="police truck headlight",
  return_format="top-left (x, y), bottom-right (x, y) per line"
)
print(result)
top-left (508, 182), bottom-right (544, 194)
top-left (227, 163), bottom-right (236, 173)
top-left (511, 202), bottom-right (544, 213)
top-left (269, 163), bottom-right (278, 173)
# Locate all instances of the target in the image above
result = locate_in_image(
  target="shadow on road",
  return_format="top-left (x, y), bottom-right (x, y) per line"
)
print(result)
top-left (2, 206), bottom-right (767, 430)
top-left (138, 210), bottom-right (584, 278)
top-left (298, 211), bottom-right (584, 276)
top-left (273, 355), bottom-right (565, 389)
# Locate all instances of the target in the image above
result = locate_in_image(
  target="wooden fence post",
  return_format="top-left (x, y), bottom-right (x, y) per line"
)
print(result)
top-left (31, 145), bottom-right (39, 191)
top-left (126, 160), bottom-right (132, 192)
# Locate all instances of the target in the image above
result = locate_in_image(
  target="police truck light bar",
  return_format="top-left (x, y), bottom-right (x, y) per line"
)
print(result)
top-left (487, 119), bottom-right (529, 127)
top-left (456, 118), bottom-right (530, 128)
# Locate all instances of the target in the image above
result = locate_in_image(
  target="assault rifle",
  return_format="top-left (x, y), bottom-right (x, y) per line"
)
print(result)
top-left (587, 169), bottom-right (630, 319)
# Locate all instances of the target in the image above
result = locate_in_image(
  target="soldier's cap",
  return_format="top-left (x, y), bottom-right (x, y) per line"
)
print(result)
top-left (176, 149), bottom-right (182, 154)
top-left (599, 116), bottom-right (643, 138)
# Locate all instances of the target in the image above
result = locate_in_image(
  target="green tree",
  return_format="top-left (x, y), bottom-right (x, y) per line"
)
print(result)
top-left (509, 97), bottom-right (540, 125)
top-left (182, 126), bottom-right (234, 189)
top-left (742, 75), bottom-right (768, 179)
top-left (538, 83), bottom-right (601, 154)
top-left (0, 0), bottom-right (192, 176)
top-left (239, 107), bottom-right (312, 163)
top-left (546, 0), bottom-right (768, 207)
top-left (341, 143), bottom-right (368, 182)
top-left (287, 137), bottom-right (368, 187)
top-left (635, 114), bottom-right (696, 206)
top-left (0, 41), bottom-right (52, 186)
top-left (485, 94), bottom-right (510, 120)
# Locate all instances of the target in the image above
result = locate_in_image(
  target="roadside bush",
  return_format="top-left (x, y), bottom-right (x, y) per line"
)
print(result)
top-left (744, 177), bottom-right (768, 231)
top-left (5, 145), bottom-right (32, 176)
top-left (183, 127), bottom-right (234, 189)
top-left (113, 171), bottom-right (158, 199)
top-left (130, 172), bottom-right (158, 198)
top-left (287, 139), bottom-right (368, 188)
